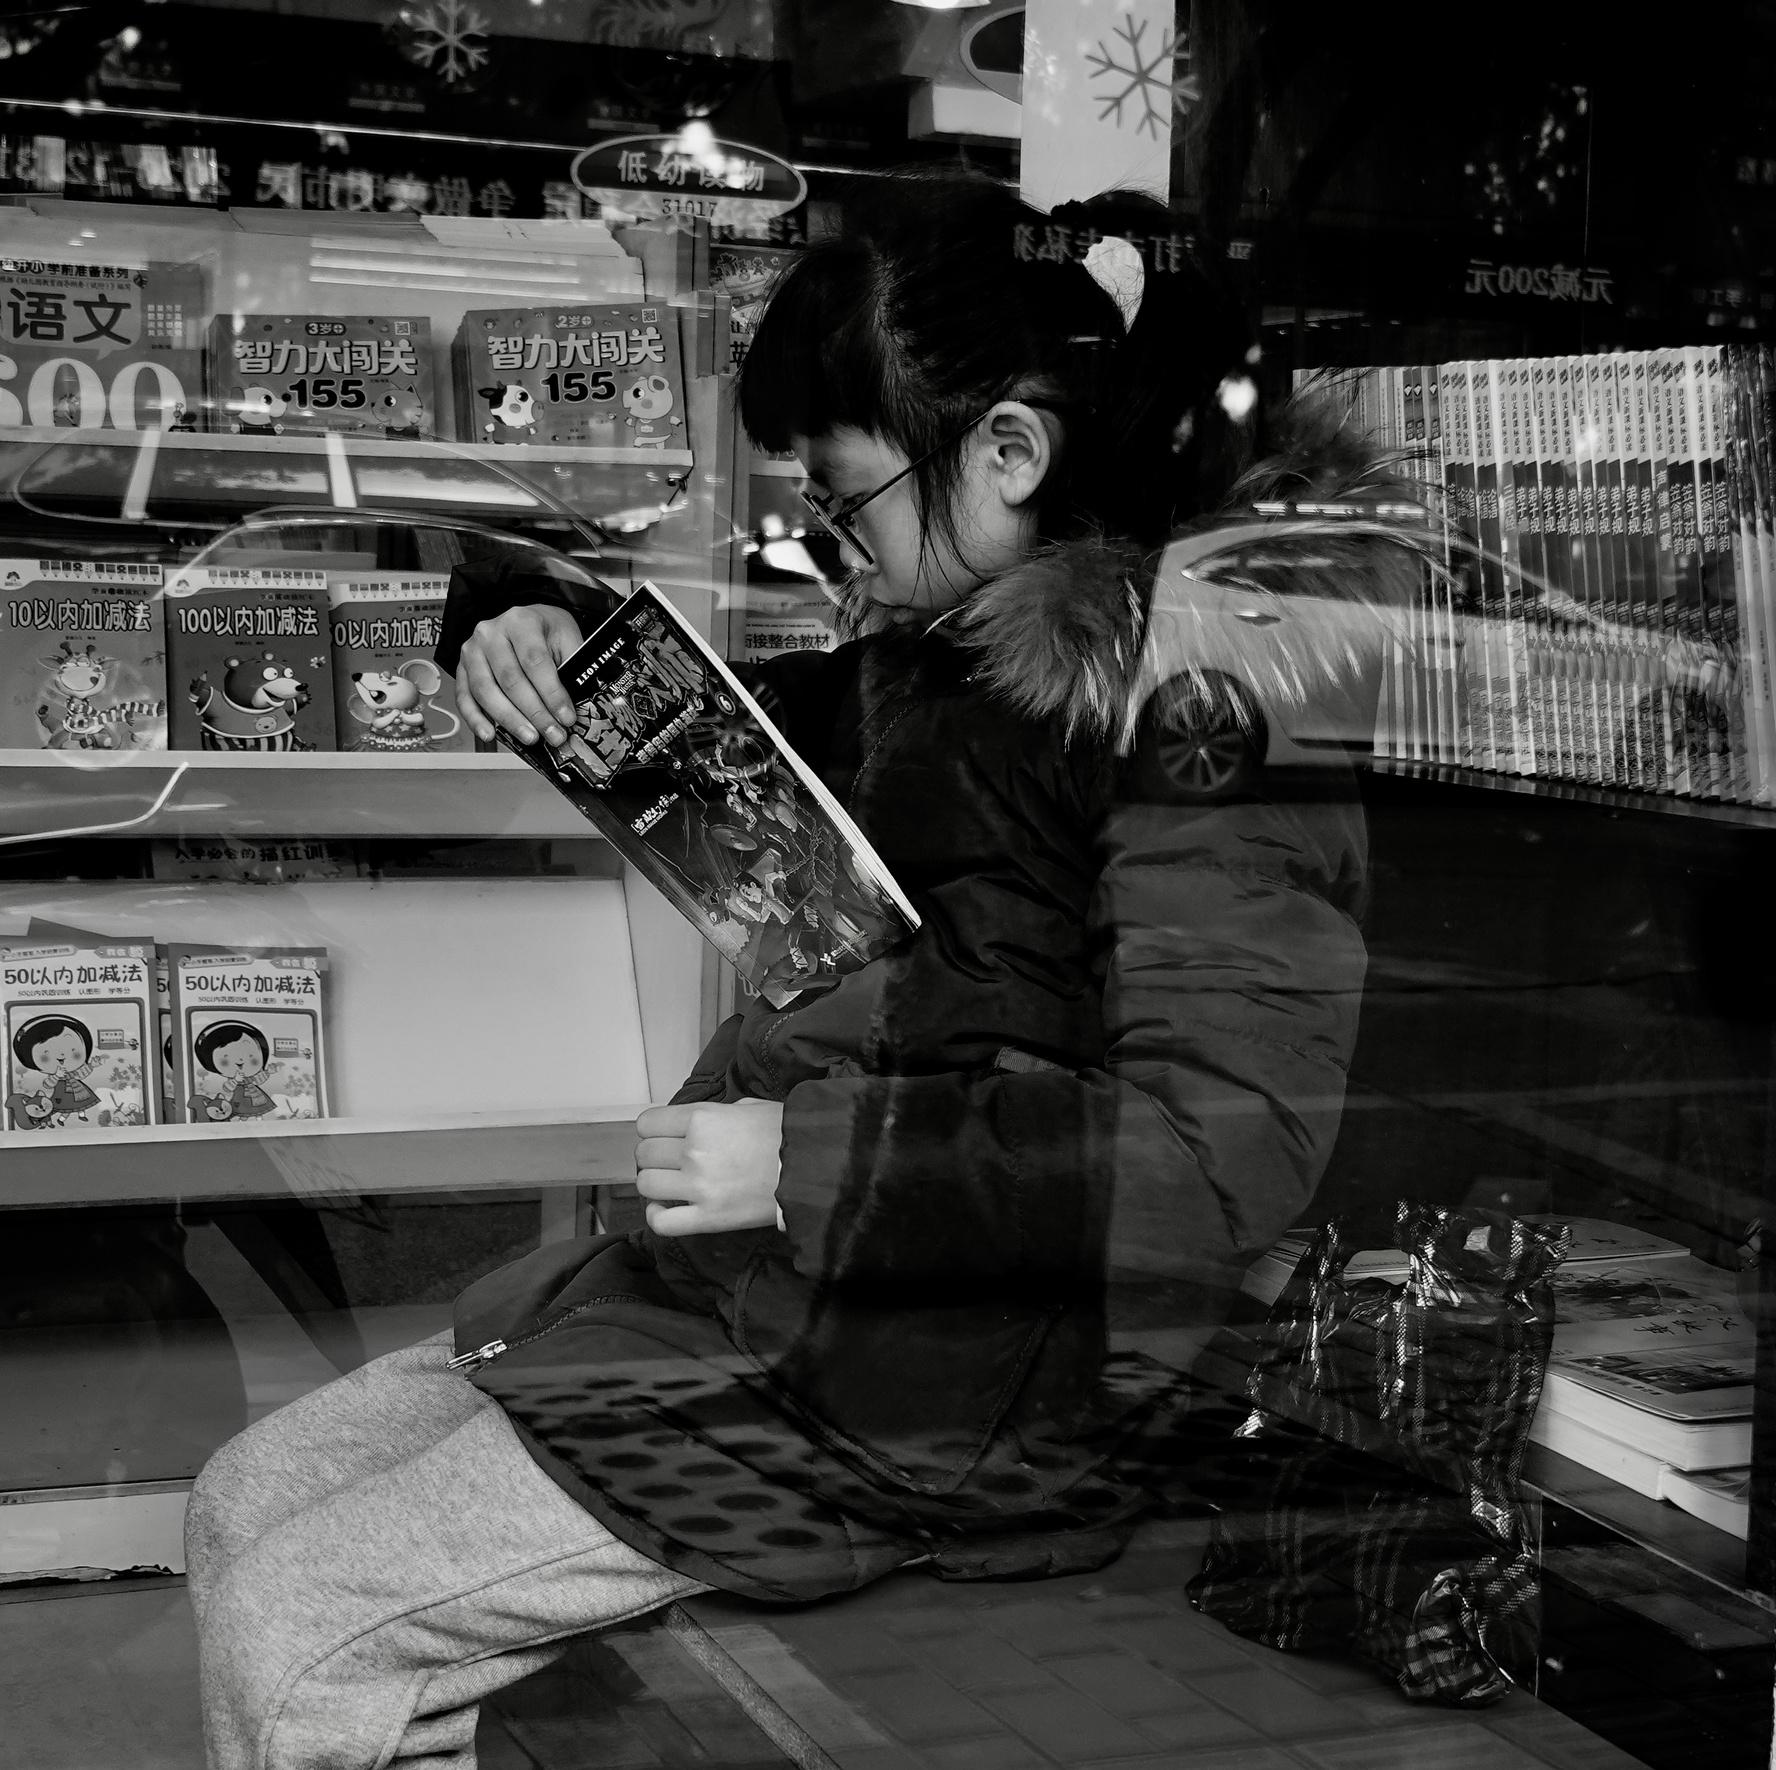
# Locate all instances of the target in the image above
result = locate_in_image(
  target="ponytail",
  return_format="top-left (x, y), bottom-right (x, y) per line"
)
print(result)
top-left (739, 169), bottom-right (1260, 557)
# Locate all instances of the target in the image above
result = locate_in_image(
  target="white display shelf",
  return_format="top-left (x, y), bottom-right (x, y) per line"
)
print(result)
top-left (0, 424), bottom-right (693, 470)
top-left (0, 1106), bottom-right (646, 1209)
top-left (0, 424), bottom-right (692, 524)
top-left (0, 748), bottom-right (602, 841)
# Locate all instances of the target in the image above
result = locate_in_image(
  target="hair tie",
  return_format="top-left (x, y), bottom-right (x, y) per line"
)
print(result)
top-left (1082, 236), bottom-right (1145, 334)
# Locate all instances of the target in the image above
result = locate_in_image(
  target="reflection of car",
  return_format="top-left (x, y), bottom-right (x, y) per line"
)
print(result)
top-left (1133, 527), bottom-right (1403, 800)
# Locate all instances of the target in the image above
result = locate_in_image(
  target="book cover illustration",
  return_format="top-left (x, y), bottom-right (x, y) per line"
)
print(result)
top-left (328, 574), bottom-right (468, 752)
top-left (164, 566), bottom-right (335, 751)
top-left (453, 302), bottom-right (685, 448)
top-left (502, 582), bottom-right (918, 1007)
top-left (0, 258), bottom-right (203, 429)
top-left (208, 315), bottom-right (433, 438)
top-left (1552, 1255), bottom-right (1745, 1340)
top-left (0, 558), bottom-right (167, 748)
top-left (2, 932), bottom-right (155, 1129)
top-left (167, 944), bottom-right (329, 1123)
top-left (1548, 1340), bottom-right (1753, 1423)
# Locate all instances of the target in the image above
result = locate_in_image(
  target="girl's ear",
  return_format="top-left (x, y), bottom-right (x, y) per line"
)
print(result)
top-left (979, 401), bottom-right (1058, 510)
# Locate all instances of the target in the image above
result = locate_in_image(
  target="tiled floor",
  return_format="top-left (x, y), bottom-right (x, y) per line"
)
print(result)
top-left (0, 1520), bottom-right (1687, 1770)
top-left (677, 1519), bottom-right (1649, 1770)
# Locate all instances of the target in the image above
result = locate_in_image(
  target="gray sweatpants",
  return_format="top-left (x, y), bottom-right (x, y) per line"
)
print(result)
top-left (185, 1331), bottom-right (703, 1770)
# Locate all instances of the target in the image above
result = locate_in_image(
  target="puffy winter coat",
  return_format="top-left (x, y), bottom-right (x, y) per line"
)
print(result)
top-left (446, 526), bottom-right (1374, 1603)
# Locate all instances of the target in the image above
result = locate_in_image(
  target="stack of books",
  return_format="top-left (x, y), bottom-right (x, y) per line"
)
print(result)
top-left (1243, 1218), bottom-right (1752, 1539)
top-left (1294, 349), bottom-right (1776, 808)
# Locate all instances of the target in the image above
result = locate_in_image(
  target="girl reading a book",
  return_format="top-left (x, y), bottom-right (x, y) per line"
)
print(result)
top-left (186, 172), bottom-right (1419, 1770)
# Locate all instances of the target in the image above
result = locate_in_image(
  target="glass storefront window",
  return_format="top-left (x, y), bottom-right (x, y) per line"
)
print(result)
top-left (2, 7), bottom-right (1770, 1770)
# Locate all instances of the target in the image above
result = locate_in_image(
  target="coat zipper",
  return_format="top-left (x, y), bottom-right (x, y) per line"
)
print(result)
top-left (446, 1296), bottom-right (611, 1373)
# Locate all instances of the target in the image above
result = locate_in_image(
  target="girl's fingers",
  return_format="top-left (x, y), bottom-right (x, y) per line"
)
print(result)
top-left (636, 1167), bottom-right (697, 1202)
top-left (482, 634), bottom-right (569, 747)
top-left (452, 665), bottom-right (498, 744)
top-left (513, 632), bottom-right (576, 730)
top-left (634, 1138), bottom-right (686, 1171)
top-left (644, 1200), bottom-right (703, 1236)
top-left (636, 1104), bottom-right (695, 1139)
top-left (457, 650), bottom-right (537, 746)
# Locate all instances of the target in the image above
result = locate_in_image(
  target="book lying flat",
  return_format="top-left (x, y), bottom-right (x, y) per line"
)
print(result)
top-left (1552, 1255), bottom-right (1746, 1340)
top-left (1538, 1345), bottom-right (1751, 1472)
top-left (1658, 1465), bottom-right (1750, 1540)
top-left (1528, 1407), bottom-right (1671, 1500)
top-left (501, 583), bottom-right (919, 1008)
top-left (1242, 1216), bottom-right (1692, 1308)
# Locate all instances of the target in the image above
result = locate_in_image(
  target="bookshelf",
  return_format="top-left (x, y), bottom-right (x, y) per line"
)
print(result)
top-left (0, 1107), bottom-right (644, 1210)
top-left (0, 749), bottom-right (598, 842)
top-left (0, 425), bottom-right (693, 527)
top-left (1367, 757), bottom-right (1776, 831)
top-left (1524, 1445), bottom-right (1754, 1607)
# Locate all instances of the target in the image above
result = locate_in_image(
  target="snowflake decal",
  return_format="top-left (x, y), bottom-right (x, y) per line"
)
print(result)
top-left (401, 0), bottom-right (490, 84)
top-left (1086, 14), bottom-right (1196, 138)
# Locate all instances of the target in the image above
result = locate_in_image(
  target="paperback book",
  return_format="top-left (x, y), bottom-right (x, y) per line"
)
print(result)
top-left (499, 581), bottom-right (919, 1007)
top-left (165, 943), bottom-right (330, 1123)
top-left (328, 573), bottom-right (468, 752)
top-left (164, 565), bottom-right (336, 751)
top-left (207, 315), bottom-right (433, 438)
top-left (452, 302), bottom-right (685, 448)
top-left (2, 925), bottom-right (157, 1129)
top-left (0, 258), bottom-right (203, 429)
top-left (0, 557), bottom-right (168, 749)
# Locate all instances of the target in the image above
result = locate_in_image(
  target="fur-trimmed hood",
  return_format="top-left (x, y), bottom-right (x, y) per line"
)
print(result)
top-left (888, 396), bottom-right (1440, 750)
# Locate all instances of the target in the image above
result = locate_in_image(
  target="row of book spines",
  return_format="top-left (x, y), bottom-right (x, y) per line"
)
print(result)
top-left (1298, 351), bottom-right (1764, 803)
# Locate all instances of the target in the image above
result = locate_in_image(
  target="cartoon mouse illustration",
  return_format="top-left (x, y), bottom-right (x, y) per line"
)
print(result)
top-left (7, 1013), bottom-right (107, 1129)
top-left (189, 652), bottom-right (312, 751)
top-left (189, 1019), bottom-right (277, 1122)
top-left (346, 660), bottom-right (460, 753)
top-left (622, 373), bottom-right (680, 449)
top-left (377, 385), bottom-right (427, 439)
top-left (478, 382), bottom-right (536, 441)
top-left (229, 386), bottom-right (288, 435)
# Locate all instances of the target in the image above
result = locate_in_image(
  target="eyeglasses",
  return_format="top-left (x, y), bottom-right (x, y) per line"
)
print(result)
top-left (797, 412), bottom-right (989, 569)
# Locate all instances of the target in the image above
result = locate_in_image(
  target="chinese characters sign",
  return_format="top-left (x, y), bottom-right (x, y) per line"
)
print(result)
top-left (571, 133), bottom-right (805, 229)
top-left (1465, 258), bottom-right (1614, 304)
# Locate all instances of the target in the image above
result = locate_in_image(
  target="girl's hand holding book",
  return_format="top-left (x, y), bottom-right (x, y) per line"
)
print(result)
top-left (635, 1100), bottom-right (785, 1236)
top-left (455, 603), bottom-right (582, 748)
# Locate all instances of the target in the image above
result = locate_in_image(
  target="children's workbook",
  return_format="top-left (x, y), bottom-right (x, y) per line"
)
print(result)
top-left (327, 573), bottom-right (468, 752)
top-left (3, 923), bottom-right (157, 1130)
top-left (452, 302), bottom-right (684, 448)
top-left (500, 582), bottom-right (918, 1007)
top-left (166, 944), bottom-right (330, 1123)
top-left (164, 566), bottom-right (335, 751)
top-left (0, 558), bottom-right (168, 749)
top-left (207, 315), bottom-right (433, 437)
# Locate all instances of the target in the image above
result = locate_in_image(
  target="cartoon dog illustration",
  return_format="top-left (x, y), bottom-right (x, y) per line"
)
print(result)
top-left (189, 652), bottom-right (312, 751)
top-left (477, 382), bottom-right (536, 442)
top-left (345, 660), bottom-right (460, 753)
top-left (622, 373), bottom-right (680, 449)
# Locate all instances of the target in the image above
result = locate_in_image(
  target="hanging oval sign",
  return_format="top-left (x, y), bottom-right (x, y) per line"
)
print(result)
top-left (570, 134), bottom-right (806, 228)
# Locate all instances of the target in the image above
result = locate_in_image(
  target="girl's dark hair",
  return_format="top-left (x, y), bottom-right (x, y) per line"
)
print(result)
top-left (194, 1020), bottom-right (269, 1073)
top-left (738, 169), bottom-right (1258, 558)
top-left (12, 1013), bottom-right (92, 1070)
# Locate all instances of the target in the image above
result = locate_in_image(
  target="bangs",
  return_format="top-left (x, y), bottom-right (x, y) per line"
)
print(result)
top-left (737, 242), bottom-right (935, 460)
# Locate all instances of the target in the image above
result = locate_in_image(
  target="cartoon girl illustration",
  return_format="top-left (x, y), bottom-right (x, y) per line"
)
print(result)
top-left (7, 1013), bottom-right (105, 1129)
top-left (190, 1019), bottom-right (277, 1122)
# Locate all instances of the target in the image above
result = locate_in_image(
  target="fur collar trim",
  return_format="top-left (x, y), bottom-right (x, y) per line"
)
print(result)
top-left (937, 395), bottom-right (1436, 748)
